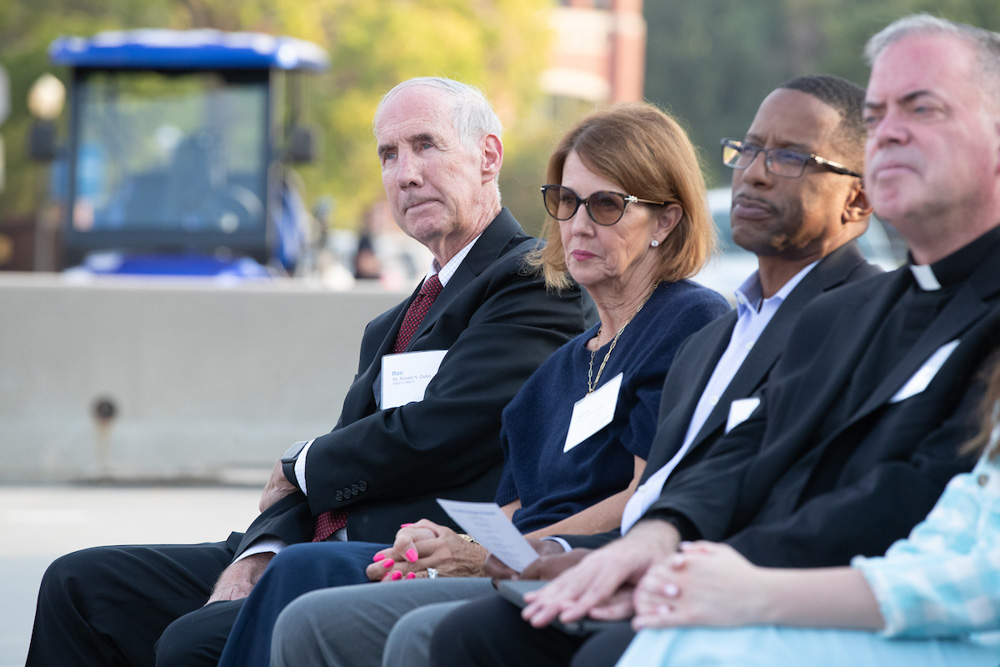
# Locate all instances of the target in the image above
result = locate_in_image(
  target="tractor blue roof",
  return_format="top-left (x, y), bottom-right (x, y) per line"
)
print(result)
top-left (49, 29), bottom-right (329, 72)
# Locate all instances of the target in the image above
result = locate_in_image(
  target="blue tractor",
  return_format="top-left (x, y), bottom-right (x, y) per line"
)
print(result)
top-left (42, 29), bottom-right (329, 276)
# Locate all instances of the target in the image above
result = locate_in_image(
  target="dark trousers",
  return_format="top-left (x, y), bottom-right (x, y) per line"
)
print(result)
top-left (217, 541), bottom-right (381, 667)
top-left (27, 534), bottom-right (243, 667)
top-left (429, 592), bottom-right (636, 667)
top-left (27, 532), bottom-right (379, 667)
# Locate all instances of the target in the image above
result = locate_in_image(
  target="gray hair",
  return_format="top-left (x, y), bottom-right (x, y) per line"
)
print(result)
top-left (865, 14), bottom-right (1000, 106)
top-left (372, 77), bottom-right (504, 147)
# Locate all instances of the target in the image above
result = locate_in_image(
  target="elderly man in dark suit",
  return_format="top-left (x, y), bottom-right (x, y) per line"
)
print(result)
top-left (431, 18), bottom-right (1000, 662)
top-left (258, 74), bottom-right (881, 667)
top-left (25, 77), bottom-right (594, 667)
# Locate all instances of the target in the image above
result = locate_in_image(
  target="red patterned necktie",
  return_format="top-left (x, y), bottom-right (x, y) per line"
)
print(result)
top-left (392, 273), bottom-right (443, 353)
top-left (312, 273), bottom-right (444, 542)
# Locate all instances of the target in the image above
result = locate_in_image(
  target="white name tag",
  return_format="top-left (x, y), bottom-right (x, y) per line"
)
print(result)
top-left (564, 372), bottom-right (623, 453)
top-left (381, 350), bottom-right (447, 409)
top-left (726, 397), bottom-right (761, 434)
top-left (890, 340), bottom-right (960, 404)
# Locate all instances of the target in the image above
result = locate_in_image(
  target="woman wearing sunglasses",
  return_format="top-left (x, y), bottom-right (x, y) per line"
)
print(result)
top-left (218, 102), bottom-right (729, 667)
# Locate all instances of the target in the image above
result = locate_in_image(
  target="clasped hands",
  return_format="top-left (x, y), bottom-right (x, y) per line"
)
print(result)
top-left (512, 521), bottom-right (760, 631)
top-left (366, 519), bottom-right (490, 581)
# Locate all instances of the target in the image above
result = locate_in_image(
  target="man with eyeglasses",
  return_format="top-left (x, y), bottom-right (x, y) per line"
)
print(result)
top-left (430, 16), bottom-right (1000, 660)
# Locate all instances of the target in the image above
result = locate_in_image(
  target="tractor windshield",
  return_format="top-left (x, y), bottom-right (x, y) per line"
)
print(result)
top-left (68, 68), bottom-right (269, 239)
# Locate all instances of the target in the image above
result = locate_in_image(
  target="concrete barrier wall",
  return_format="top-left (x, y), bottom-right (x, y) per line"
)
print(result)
top-left (0, 273), bottom-right (409, 483)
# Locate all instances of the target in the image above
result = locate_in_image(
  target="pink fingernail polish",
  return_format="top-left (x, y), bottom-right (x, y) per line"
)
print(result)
top-left (401, 523), bottom-right (414, 528)
top-left (406, 572), bottom-right (416, 579)
top-left (373, 553), bottom-right (385, 562)
top-left (383, 559), bottom-right (395, 569)
top-left (405, 548), bottom-right (418, 563)
top-left (391, 570), bottom-right (403, 581)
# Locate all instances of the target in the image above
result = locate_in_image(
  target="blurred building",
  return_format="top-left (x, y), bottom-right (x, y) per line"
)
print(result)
top-left (542, 0), bottom-right (647, 104)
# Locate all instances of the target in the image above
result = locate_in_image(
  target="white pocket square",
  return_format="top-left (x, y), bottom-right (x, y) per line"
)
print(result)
top-left (890, 340), bottom-right (960, 404)
top-left (726, 397), bottom-right (761, 434)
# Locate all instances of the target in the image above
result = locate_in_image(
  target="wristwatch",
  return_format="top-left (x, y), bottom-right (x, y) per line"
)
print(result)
top-left (281, 440), bottom-right (310, 488)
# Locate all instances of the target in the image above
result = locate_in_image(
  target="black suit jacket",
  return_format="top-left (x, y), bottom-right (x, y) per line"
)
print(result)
top-left (565, 242), bottom-right (879, 549)
top-left (643, 242), bottom-right (880, 485)
top-left (237, 209), bottom-right (595, 553)
top-left (648, 239), bottom-right (1000, 567)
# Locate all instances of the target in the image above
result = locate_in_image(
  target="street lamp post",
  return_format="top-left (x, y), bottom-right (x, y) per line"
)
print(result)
top-left (27, 73), bottom-right (66, 271)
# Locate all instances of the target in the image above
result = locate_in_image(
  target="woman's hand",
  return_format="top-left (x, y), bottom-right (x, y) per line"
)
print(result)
top-left (631, 541), bottom-right (768, 629)
top-left (365, 519), bottom-right (489, 582)
top-left (365, 521), bottom-right (437, 581)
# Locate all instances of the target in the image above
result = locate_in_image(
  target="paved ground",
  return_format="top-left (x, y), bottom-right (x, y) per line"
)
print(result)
top-left (0, 483), bottom-right (262, 666)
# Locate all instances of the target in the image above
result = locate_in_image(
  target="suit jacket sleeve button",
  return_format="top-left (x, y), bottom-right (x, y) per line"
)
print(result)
top-left (358, 481), bottom-right (367, 491)
top-left (351, 484), bottom-right (360, 494)
top-left (335, 491), bottom-right (344, 501)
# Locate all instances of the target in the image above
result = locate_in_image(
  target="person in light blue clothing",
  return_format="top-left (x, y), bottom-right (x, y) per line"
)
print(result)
top-left (619, 363), bottom-right (1000, 666)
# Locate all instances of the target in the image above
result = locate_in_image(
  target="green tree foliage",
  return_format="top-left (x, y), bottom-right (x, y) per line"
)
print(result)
top-left (7, 1), bottom-right (1000, 235)
top-left (644, 0), bottom-right (1000, 187)
top-left (294, 0), bottom-right (553, 227)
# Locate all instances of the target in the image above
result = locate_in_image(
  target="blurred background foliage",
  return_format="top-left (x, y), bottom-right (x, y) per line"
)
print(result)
top-left (644, 0), bottom-right (1000, 189)
top-left (1, 0), bottom-right (999, 235)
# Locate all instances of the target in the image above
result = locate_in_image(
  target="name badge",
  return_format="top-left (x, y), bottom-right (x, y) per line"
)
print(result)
top-left (890, 340), bottom-right (960, 404)
top-left (726, 397), bottom-right (761, 434)
top-left (564, 373), bottom-right (623, 453)
top-left (381, 350), bottom-right (447, 409)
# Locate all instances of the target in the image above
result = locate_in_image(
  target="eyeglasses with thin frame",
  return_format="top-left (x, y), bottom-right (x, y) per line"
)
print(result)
top-left (540, 185), bottom-right (666, 226)
top-left (720, 138), bottom-right (862, 179)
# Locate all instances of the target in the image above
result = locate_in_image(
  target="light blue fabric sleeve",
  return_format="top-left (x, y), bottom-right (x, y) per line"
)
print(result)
top-left (616, 626), bottom-right (1000, 667)
top-left (852, 452), bottom-right (1000, 639)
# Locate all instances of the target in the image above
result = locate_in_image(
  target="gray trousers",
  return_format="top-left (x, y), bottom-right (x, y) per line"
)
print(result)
top-left (271, 577), bottom-right (496, 667)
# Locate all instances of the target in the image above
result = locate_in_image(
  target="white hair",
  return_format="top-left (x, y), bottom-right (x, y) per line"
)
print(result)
top-left (372, 77), bottom-right (504, 147)
top-left (865, 14), bottom-right (1000, 107)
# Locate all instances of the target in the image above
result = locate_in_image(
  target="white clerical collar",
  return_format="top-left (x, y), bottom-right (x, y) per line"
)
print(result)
top-left (909, 264), bottom-right (942, 291)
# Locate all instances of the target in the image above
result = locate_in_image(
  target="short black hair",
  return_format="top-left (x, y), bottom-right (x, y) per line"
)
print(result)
top-left (778, 74), bottom-right (866, 172)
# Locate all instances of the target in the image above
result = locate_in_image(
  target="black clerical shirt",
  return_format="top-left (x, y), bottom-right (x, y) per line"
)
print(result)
top-left (806, 226), bottom-right (1000, 498)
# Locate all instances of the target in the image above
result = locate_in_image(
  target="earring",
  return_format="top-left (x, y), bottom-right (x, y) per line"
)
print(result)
top-left (650, 239), bottom-right (660, 247)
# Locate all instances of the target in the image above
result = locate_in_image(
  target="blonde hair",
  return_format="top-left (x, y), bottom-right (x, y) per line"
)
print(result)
top-left (964, 352), bottom-right (1000, 461)
top-left (527, 102), bottom-right (716, 290)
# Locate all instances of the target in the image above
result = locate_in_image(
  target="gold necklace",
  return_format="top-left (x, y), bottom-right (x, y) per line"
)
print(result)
top-left (587, 283), bottom-right (658, 394)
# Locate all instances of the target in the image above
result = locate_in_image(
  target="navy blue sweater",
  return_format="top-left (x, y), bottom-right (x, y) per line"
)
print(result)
top-left (495, 279), bottom-right (730, 533)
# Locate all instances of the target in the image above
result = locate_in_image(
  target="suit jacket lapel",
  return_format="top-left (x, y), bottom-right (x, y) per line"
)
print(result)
top-left (405, 208), bottom-right (525, 348)
top-left (356, 209), bottom-right (526, 412)
top-left (773, 247), bottom-right (1000, 515)
top-left (794, 266), bottom-right (909, 422)
top-left (641, 315), bottom-right (736, 480)
top-left (851, 256), bottom-right (1000, 421)
top-left (687, 242), bottom-right (877, 455)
